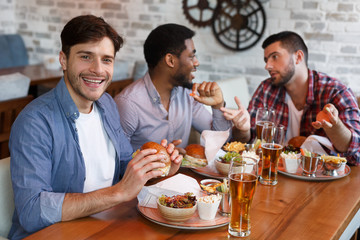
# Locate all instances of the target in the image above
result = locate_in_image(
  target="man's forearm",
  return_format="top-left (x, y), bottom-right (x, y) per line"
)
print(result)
top-left (325, 121), bottom-right (352, 153)
top-left (61, 185), bottom-right (123, 221)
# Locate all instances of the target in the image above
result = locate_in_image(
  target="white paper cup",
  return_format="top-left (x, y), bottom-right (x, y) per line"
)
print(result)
top-left (197, 196), bottom-right (221, 220)
top-left (284, 158), bottom-right (299, 173)
top-left (281, 153), bottom-right (300, 173)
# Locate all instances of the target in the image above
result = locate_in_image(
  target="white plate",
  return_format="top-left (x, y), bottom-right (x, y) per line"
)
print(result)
top-left (137, 204), bottom-right (229, 230)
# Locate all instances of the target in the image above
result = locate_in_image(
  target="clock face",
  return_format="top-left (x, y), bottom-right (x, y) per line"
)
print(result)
top-left (182, 0), bottom-right (266, 51)
top-left (182, 0), bottom-right (218, 28)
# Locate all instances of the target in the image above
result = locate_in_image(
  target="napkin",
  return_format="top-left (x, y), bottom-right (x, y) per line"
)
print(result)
top-left (301, 135), bottom-right (335, 155)
top-left (200, 129), bottom-right (230, 166)
top-left (137, 173), bottom-right (201, 208)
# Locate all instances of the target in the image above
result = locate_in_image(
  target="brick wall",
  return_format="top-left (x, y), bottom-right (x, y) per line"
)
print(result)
top-left (0, 0), bottom-right (15, 34)
top-left (1, 0), bottom-right (360, 98)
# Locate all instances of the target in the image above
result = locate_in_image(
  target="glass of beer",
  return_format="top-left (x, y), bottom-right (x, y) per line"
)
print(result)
top-left (228, 156), bottom-right (259, 237)
top-left (255, 108), bottom-right (275, 140)
top-left (259, 124), bottom-right (285, 186)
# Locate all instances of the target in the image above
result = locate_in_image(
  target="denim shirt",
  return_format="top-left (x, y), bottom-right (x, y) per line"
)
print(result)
top-left (8, 78), bottom-right (133, 240)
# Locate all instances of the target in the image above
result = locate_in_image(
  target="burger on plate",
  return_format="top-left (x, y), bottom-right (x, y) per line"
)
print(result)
top-left (183, 144), bottom-right (207, 167)
top-left (137, 141), bottom-right (171, 177)
top-left (287, 136), bottom-right (307, 149)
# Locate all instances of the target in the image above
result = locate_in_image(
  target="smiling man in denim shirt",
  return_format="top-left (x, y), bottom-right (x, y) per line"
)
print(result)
top-left (8, 15), bottom-right (182, 240)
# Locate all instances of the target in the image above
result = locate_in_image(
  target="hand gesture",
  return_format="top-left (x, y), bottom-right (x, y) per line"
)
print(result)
top-left (312, 104), bottom-right (339, 130)
top-left (220, 96), bottom-right (251, 132)
top-left (190, 81), bottom-right (224, 109)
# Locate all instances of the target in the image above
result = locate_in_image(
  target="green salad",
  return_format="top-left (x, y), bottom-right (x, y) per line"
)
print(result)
top-left (219, 152), bottom-right (240, 163)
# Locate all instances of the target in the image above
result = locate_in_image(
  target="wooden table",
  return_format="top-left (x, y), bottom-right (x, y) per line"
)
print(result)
top-left (24, 167), bottom-right (360, 240)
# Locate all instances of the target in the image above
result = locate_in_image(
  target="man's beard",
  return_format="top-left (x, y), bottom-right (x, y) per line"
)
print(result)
top-left (173, 72), bottom-right (193, 89)
top-left (271, 58), bottom-right (295, 87)
top-left (65, 70), bottom-right (110, 101)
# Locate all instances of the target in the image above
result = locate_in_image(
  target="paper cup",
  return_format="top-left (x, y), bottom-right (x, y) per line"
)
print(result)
top-left (197, 195), bottom-right (221, 220)
top-left (284, 157), bottom-right (299, 173)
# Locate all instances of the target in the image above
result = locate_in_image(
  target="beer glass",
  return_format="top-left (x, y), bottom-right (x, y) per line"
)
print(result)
top-left (259, 124), bottom-right (285, 186)
top-left (255, 108), bottom-right (275, 141)
top-left (228, 156), bottom-right (259, 237)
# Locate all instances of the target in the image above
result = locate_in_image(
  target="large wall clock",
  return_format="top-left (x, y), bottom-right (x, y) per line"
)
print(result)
top-left (182, 0), bottom-right (266, 51)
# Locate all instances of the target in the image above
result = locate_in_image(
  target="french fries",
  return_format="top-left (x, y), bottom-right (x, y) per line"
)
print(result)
top-left (223, 141), bottom-right (245, 153)
top-left (321, 155), bottom-right (347, 164)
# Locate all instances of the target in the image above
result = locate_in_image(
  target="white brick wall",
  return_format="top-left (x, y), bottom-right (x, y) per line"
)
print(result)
top-left (0, 0), bottom-right (15, 34)
top-left (0, 0), bottom-right (360, 98)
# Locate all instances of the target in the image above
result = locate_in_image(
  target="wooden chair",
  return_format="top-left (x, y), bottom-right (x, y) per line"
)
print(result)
top-left (0, 157), bottom-right (14, 239)
top-left (0, 95), bottom-right (34, 159)
top-left (106, 78), bottom-right (133, 98)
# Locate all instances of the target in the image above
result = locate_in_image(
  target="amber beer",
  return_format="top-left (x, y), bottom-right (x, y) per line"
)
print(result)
top-left (229, 173), bottom-right (257, 237)
top-left (255, 121), bottom-right (274, 140)
top-left (260, 143), bottom-right (283, 185)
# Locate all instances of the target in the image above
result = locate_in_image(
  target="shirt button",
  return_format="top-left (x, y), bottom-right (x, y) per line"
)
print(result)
top-left (75, 128), bottom-right (78, 132)
top-left (153, 97), bottom-right (157, 102)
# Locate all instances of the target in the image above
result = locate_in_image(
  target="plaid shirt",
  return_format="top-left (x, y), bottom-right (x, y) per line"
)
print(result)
top-left (248, 69), bottom-right (360, 165)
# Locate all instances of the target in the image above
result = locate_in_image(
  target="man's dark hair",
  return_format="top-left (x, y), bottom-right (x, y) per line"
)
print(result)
top-left (61, 15), bottom-right (123, 58)
top-left (144, 23), bottom-right (195, 70)
top-left (262, 31), bottom-right (308, 66)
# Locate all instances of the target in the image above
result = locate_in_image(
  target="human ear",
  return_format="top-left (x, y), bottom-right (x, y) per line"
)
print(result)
top-left (59, 51), bottom-right (67, 71)
top-left (165, 53), bottom-right (176, 68)
top-left (295, 50), bottom-right (304, 64)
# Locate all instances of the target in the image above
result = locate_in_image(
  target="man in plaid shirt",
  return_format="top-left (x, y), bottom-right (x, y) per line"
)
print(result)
top-left (221, 31), bottom-right (360, 165)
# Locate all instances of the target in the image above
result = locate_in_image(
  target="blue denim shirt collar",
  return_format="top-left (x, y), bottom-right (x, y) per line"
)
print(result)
top-left (55, 77), bottom-right (80, 121)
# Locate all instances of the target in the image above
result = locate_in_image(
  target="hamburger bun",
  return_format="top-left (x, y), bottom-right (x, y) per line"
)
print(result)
top-left (184, 144), bottom-right (207, 167)
top-left (316, 110), bottom-right (331, 122)
top-left (141, 141), bottom-right (171, 177)
top-left (288, 136), bottom-right (307, 149)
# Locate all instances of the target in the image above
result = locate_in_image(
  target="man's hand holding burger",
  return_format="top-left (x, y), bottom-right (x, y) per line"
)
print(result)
top-left (115, 139), bottom-right (182, 202)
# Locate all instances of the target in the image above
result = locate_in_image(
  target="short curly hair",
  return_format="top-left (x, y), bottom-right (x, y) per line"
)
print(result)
top-left (144, 23), bottom-right (195, 70)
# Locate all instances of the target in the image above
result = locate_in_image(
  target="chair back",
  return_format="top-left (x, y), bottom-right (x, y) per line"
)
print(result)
top-left (106, 78), bottom-right (133, 98)
top-left (0, 95), bottom-right (34, 159)
top-left (0, 34), bottom-right (28, 69)
top-left (113, 60), bottom-right (130, 81)
top-left (217, 76), bottom-right (251, 109)
top-left (203, 76), bottom-right (251, 113)
top-left (132, 60), bottom-right (148, 80)
top-left (0, 157), bottom-right (14, 239)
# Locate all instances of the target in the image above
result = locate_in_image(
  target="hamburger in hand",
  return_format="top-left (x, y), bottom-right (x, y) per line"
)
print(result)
top-left (136, 141), bottom-right (171, 177)
top-left (183, 144), bottom-right (208, 167)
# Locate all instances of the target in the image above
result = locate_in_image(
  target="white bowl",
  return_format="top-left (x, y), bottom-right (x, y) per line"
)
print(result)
top-left (215, 159), bottom-right (231, 175)
top-left (157, 199), bottom-right (197, 222)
